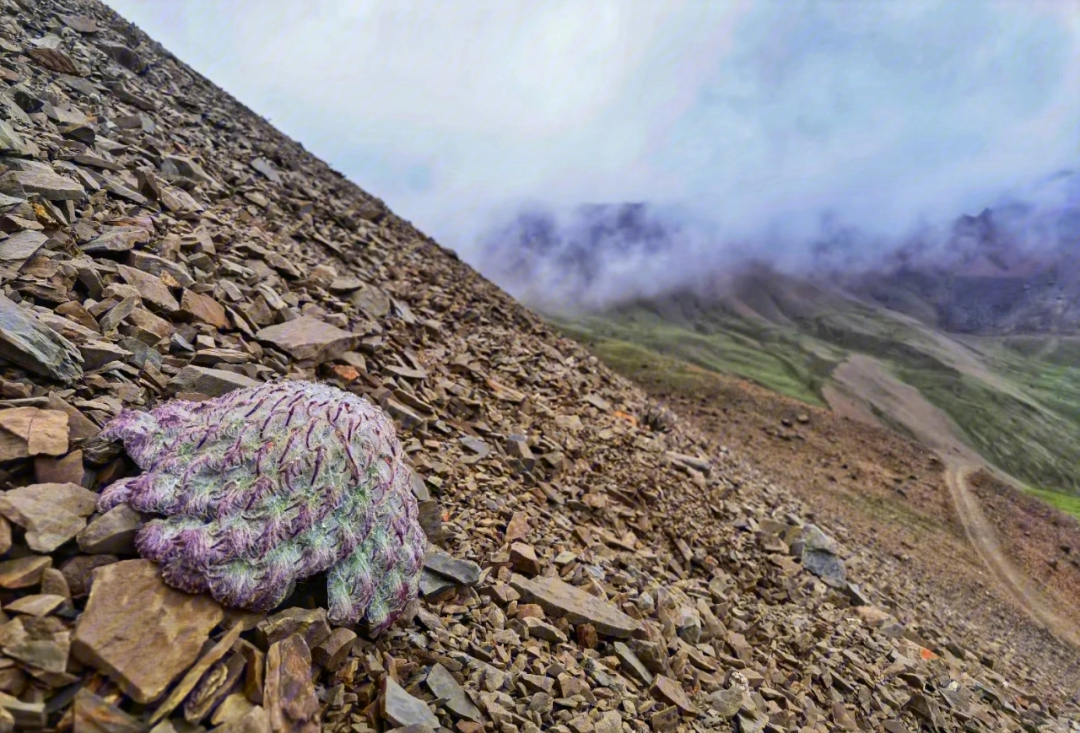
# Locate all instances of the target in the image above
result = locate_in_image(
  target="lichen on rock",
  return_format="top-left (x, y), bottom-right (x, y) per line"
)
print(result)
top-left (98, 379), bottom-right (426, 633)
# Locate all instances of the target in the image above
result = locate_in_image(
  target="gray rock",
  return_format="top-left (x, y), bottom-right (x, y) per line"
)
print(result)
top-left (81, 226), bottom-right (151, 254)
top-left (424, 547), bottom-right (480, 586)
top-left (383, 676), bottom-right (440, 730)
top-left (0, 163), bottom-right (84, 200)
top-left (800, 524), bottom-right (847, 587)
top-left (425, 662), bottom-right (482, 722)
top-left (0, 229), bottom-right (46, 262)
top-left (167, 365), bottom-right (258, 396)
top-left (250, 157), bottom-right (281, 184)
top-left (0, 293), bottom-right (83, 382)
top-left (0, 120), bottom-right (37, 157)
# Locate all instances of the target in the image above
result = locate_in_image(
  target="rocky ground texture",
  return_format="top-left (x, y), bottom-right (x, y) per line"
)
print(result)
top-left (0, 1), bottom-right (1077, 732)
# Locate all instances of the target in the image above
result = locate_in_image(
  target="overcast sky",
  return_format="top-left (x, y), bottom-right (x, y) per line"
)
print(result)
top-left (104, 0), bottom-right (1080, 292)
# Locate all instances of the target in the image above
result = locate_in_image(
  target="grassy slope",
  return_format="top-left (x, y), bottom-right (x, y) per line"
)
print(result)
top-left (554, 302), bottom-right (1080, 512)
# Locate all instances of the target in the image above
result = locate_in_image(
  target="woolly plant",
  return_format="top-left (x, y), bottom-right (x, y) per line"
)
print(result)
top-left (98, 379), bottom-right (427, 633)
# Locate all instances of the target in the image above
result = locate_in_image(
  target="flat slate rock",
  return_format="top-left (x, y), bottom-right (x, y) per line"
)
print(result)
top-left (0, 293), bottom-right (83, 383)
top-left (72, 559), bottom-right (224, 704)
top-left (167, 365), bottom-right (258, 396)
top-left (383, 675), bottom-right (440, 730)
top-left (425, 662), bottom-right (482, 722)
top-left (255, 316), bottom-right (357, 365)
top-left (424, 547), bottom-right (481, 586)
top-left (509, 573), bottom-right (642, 639)
top-left (0, 229), bottom-right (47, 262)
top-left (0, 481), bottom-right (97, 552)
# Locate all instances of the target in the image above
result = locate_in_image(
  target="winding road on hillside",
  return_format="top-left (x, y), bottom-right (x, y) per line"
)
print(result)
top-left (944, 461), bottom-right (1080, 649)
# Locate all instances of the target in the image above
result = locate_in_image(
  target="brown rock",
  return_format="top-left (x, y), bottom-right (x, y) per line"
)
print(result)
top-left (214, 705), bottom-right (272, 733)
top-left (504, 511), bottom-right (529, 544)
top-left (72, 688), bottom-right (143, 733)
top-left (264, 634), bottom-right (319, 733)
top-left (72, 559), bottom-right (225, 704)
top-left (0, 407), bottom-right (69, 458)
top-left (60, 554), bottom-right (117, 598)
top-left (116, 265), bottom-right (181, 312)
top-left (76, 503), bottom-right (143, 554)
top-left (510, 574), bottom-right (642, 639)
top-left (0, 482), bottom-right (97, 552)
top-left (255, 317), bottom-right (357, 365)
top-left (181, 289), bottom-right (230, 328)
top-left (311, 627), bottom-right (356, 672)
top-left (0, 556), bottom-right (51, 589)
top-left (151, 623), bottom-right (243, 723)
top-left (34, 450), bottom-right (85, 485)
top-left (255, 608), bottom-right (331, 651)
top-left (651, 675), bottom-right (699, 716)
top-left (509, 542), bottom-right (541, 575)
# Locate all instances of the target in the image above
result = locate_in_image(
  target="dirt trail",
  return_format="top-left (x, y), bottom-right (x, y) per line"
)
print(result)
top-left (945, 462), bottom-right (1080, 649)
top-left (827, 355), bottom-right (1080, 648)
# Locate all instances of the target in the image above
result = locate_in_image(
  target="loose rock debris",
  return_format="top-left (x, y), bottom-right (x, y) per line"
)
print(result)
top-left (0, 1), bottom-right (1074, 732)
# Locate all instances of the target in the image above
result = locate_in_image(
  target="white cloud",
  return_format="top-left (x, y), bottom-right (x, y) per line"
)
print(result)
top-left (106, 0), bottom-right (1080, 303)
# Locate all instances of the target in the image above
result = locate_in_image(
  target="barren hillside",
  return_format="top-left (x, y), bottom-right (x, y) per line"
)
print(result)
top-left (0, 1), bottom-right (1076, 732)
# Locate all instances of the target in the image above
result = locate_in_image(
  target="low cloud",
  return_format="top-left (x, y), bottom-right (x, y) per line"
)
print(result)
top-left (108, 0), bottom-right (1080, 309)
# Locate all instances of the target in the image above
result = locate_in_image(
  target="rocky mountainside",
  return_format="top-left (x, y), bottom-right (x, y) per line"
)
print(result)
top-left (0, 1), bottom-right (1077, 733)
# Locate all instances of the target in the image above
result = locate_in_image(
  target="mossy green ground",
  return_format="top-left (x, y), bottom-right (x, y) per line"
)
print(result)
top-left (552, 301), bottom-right (1080, 509)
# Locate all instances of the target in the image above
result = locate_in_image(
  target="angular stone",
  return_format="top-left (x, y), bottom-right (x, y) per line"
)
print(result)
top-left (81, 226), bottom-right (151, 254)
top-left (116, 265), bottom-right (180, 312)
top-left (0, 229), bottom-right (46, 262)
top-left (424, 548), bottom-right (481, 586)
top-left (163, 155), bottom-right (217, 186)
top-left (0, 407), bottom-right (68, 458)
top-left (73, 688), bottom-right (143, 733)
top-left (0, 293), bottom-right (83, 383)
top-left (59, 14), bottom-right (100, 33)
top-left (510, 574), bottom-right (642, 639)
top-left (383, 675), bottom-right (439, 730)
top-left (150, 623), bottom-right (243, 723)
top-left (0, 167), bottom-right (84, 201)
top-left (72, 559), bottom-right (225, 704)
top-left (0, 690), bottom-right (47, 729)
top-left (311, 626), bottom-right (356, 672)
top-left (0, 556), bottom-right (51, 589)
top-left (77, 503), bottom-right (143, 554)
top-left (523, 615), bottom-right (567, 643)
top-left (510, 542), bottom-right (541, 575)
top-left (800, 524), bottom-right (847, 587)
top-left (0, 119), bottom-right (36, 156)
top-left (60, 554), bottom-right (117, 598)
top-left (128, 251), bottom-right (196, 288)
top-left (614, 641), bottom-right (654, 686)
top-left (264, 634), bottom-right (319, 733)
top-left (255, 608), bottom-right (330, 651)
top-left (5, 593), bottom-right (64, 616)
top-left (167, 365), bottom-right (258, 397)
top-left (255, 317), bottom-right (357, 365)
top-left (425, 662), bottom-right (482, 722)
top-left (250, 158), bottom-right (281, 184)
top-left (180, 289), bottom-right (229, 328)
top-left (652, 675), bottom-right (699, 716)
top-left (0, 481), bottom-right (97, 552)
top-left (214, 705), bottom-right (272, 733)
